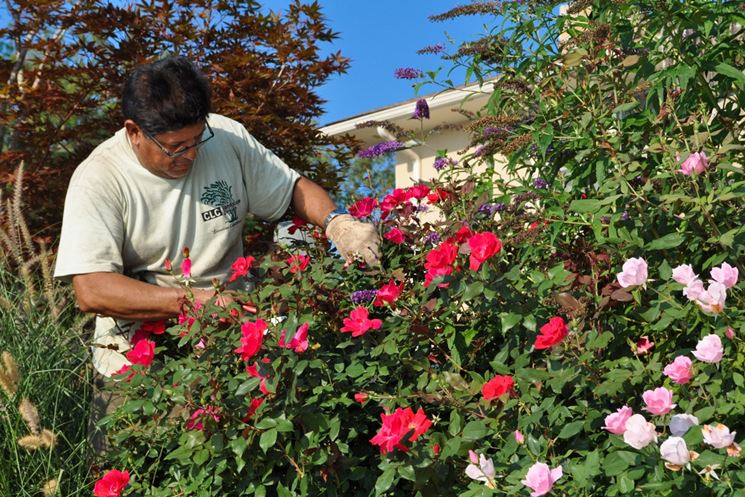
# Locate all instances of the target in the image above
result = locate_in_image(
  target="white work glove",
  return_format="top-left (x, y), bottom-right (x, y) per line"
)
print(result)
top-left (325, 214), bottom-right (381, 267)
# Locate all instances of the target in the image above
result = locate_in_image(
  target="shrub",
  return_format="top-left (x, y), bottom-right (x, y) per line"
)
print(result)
top-left (100, 1), bottom-right (744, 496)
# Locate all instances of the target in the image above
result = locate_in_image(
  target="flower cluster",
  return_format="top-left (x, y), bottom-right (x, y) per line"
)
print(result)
top-left (358, 140), bottom-right (404, 159)
top-left (673, 262), bottom-right (737, 314)
top-left (394, 67), bottom-right (424, 79)
top-left (369, 407), bottom-right (432, 454)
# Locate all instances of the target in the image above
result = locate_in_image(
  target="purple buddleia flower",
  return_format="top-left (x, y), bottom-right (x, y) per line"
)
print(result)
top-left (413, 99), bottom-right (430, 119)
top-left (423, 232), bottom-right (441, 245)
top-left (483, 127), bottom-right (508, 137)
top-left (351, 289), bottom-right (378, 305)
top-left (478, 202), bottom-right (506, 215)
top-left (532, 177), bottom-right (548, 189)
top-left (621, 211), bottom-right (630, 221)
top-left (474, 145), bottom-right (486, 157)
top-left (433, 157), bottom-right (458, 171)
top-left (394, 67), bottom-right (424, 79)
top-left (358, 141), bottom-right (404, 158)
top-left (417, 43), bottom-right (445, 55)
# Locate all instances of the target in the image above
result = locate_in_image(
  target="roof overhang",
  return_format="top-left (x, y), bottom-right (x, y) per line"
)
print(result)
top-left (319, 80), bottom-right (496, 145)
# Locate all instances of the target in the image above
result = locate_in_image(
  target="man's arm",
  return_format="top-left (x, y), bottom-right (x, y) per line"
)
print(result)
top-left (290, 176), bottom-right (337, 227)
top-left (291, 176), bottom-right (382, 266)
top-left (72, 272), bottom-right (216, 321)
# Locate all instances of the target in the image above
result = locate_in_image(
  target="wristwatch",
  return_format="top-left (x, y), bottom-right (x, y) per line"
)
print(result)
top-left (323, 208), bottom-right (347, 230)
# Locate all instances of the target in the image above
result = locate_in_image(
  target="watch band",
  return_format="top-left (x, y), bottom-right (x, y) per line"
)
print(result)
top-left (323, 208), bottom-right (347, 230)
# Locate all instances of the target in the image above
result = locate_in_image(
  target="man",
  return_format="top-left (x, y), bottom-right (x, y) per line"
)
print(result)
top-left (54, 56), bottom-right (380, 379)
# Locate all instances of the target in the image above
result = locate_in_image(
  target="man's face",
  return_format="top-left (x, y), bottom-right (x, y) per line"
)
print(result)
top-left (125, 120), bottom-right (207, 179)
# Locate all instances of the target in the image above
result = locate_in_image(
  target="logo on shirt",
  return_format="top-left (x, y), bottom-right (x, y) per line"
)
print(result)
top-left (201, 180), bottom-right (240, 224)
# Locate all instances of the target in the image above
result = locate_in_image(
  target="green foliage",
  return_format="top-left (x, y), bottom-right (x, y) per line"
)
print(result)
top-left (0, 266), bottom-right (93, 496)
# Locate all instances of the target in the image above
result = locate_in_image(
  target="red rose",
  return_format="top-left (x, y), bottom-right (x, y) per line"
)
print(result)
top-left (534, 316), bottom-right (568, 350)
top-left (481, 375), bottom-right (514, 401)
top-left (93, 469), bottom-right (130, 497)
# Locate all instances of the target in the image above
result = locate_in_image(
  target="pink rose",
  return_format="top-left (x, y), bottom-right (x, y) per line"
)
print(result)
top-left (702, 423), bottom-right (736, 449)
top-left (710, 262), bottom-right (738, 289)
top-left (663, 356), bottom-right (694, 384)
top-left (642, 387), bottom-right (676, 415)
top-left (514, 430), bottom-right (525, 444)
top-left (348, 197), bottom-right (378, 219)
top-left (694, 282), bottom-right (727, 314)
top-left (604, 406), bottom-right (633, 434)
top-left (682, 278), bottom-right (705, 300)
top-left (623, 414), bottom-right (657, 449)
top-left (678, 151), bottom-right (708, 175)
top-left (671, 264), bottom-right (698, 286)
top-left (725, 327), bottom-right (735, 339)
top-left (467, 232), bottom-right (501, 271)
top-left (669, 414), bottom-right (699, 436)
top-left (616, 257), bottom-right (648, 288)
top-left (660, 436), bottom-right (690, 466)
top-left (635, 336), bottom-right (654, 355)
top-left (692, 334), bottom-right (724, 363)
top-left (93, 469), bottom-right (130, 497)
top-left (384, 227), bottom-right (405, 244)
top-left (521, 461), bottom-right (563, 497)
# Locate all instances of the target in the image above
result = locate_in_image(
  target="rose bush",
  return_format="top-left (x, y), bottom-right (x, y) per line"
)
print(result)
top-left (97, 1), bottom-right (744, 495)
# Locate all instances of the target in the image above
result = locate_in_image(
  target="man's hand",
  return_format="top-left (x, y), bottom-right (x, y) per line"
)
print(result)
top-left (325, 214), bottom-right (382, 267)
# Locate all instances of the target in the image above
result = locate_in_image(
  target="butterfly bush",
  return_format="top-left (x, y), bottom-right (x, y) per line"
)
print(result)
top-left (97, 1), bottom-right (744, 495)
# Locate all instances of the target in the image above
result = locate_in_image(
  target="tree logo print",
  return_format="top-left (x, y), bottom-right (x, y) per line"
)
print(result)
top-left (201, 180), bottom-right (238, 223)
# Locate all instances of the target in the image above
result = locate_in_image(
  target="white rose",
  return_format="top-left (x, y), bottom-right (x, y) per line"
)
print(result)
top-left (623, 414), bottom-right (658, 449)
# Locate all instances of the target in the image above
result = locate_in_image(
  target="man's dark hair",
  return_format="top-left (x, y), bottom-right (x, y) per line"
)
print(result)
top-left (122, 56), bottom-right (212, 135)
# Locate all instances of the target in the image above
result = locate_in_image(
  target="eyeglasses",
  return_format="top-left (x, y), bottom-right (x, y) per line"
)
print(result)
top-left (144, 121), bottom-right (214, 158)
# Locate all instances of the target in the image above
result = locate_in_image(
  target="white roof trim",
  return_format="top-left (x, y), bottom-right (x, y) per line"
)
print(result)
top-left (319, 80), bottom-right (494, 137)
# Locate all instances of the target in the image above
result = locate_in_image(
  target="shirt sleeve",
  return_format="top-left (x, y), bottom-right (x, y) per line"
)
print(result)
top-left (234, 125), bottom-right (301, 221)
top-left (54, 182), bottom-right (125, 282)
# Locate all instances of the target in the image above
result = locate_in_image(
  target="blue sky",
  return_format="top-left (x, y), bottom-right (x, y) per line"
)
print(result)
top-left (261, 1), bottom-right (496, 126)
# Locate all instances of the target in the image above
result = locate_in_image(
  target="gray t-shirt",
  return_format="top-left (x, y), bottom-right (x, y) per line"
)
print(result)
top-left (54, 113), bottom-right (300, 375)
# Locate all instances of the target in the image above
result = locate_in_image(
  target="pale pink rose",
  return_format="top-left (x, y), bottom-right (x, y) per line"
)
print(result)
top-left (604, 406), bottom-right (634, 435)
top-left (694, 282), bottom-right (727, 314)
top-left (669, 414), bottom-right (699, 436)
top-left (660, 436), bottom-right (690, 466)
top-left (643, 387), bottom-right (676, 415)
top-left (521, 462), bottom-right (563, 497)
top-left (678, 151), bottom-right (708, 175)
top-left (515, 430), bottom-right (525, 444)
top-left (465, 453), bottom-right (497, 489)
top-left (672, 264), bottom-right (698, 286)
top-left (623, 414), bottom-right (658, 449)
top-left (710, 262), bottom-right (738, 289)
top-left (663, 356), bottom-right (694, 384)
top-left (702, 423), bottom-right (736, 449)
top-left (617, 257), bottom-right (648, 288)
top-left (692, 334), bottom-right (724, 363)
top-left (635, 336), bottom-right (654, 355)
top-left (682, 278), bottom-right (705, 300)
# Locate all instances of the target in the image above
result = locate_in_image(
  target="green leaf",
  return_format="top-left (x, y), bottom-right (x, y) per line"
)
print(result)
top-left (462, 420), bottom-right (488, 441)
top-left (603, 451), bottom-right (639, 476)
top-left (463, 281), bottom-right (485, 301)
top-left (259, 429), bottom-right (277, 453)
top-left (563, 48), bottom-right (587, 66)
top-left (499, 312), bottom-right (522, 332)
top-left (646, 233), bottom-right (684, 250)
top-left (557, 420), bottom-right (583, 439)
top-left (715, 62), bottom-right (745, 87)
top-left (568, 199), bottom-right (601, 213)
top-left (375, 467), bottom-right (396, 495)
